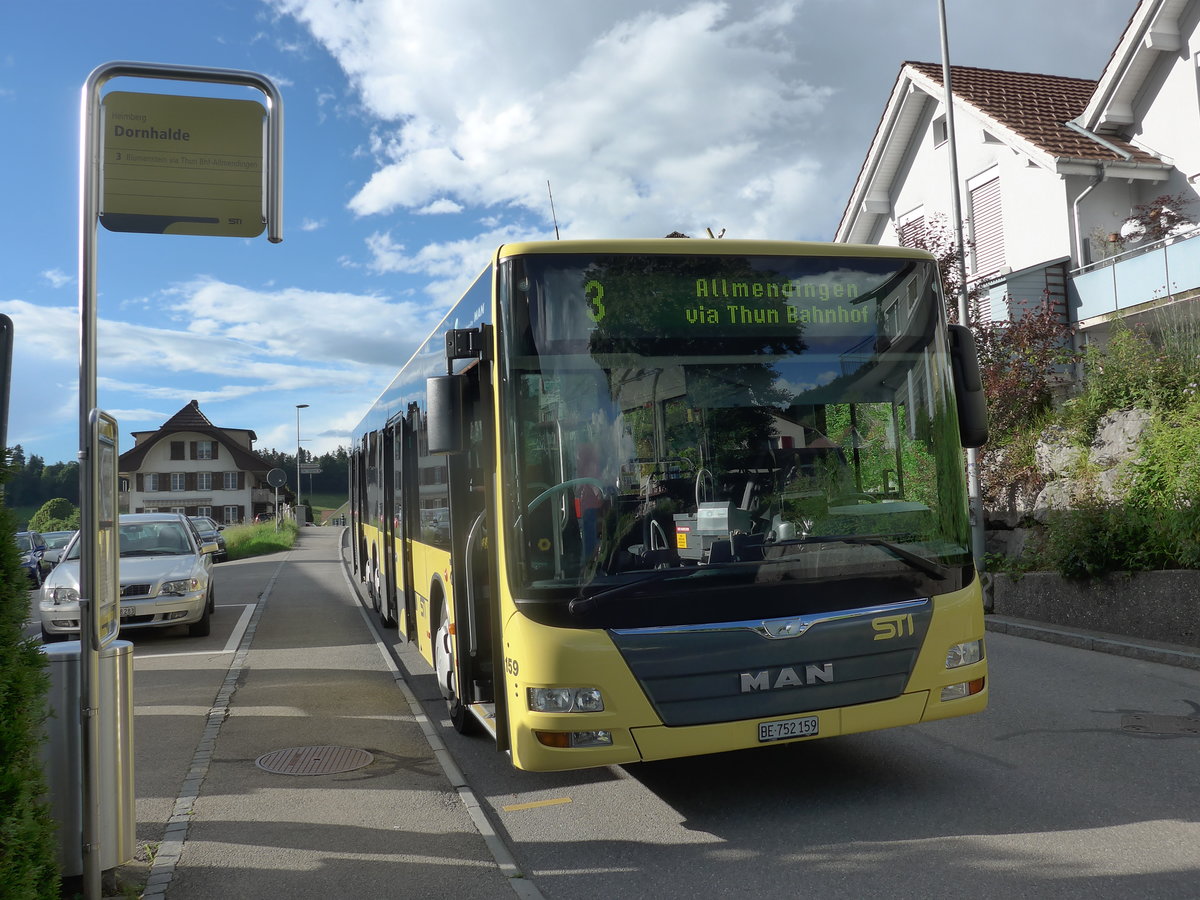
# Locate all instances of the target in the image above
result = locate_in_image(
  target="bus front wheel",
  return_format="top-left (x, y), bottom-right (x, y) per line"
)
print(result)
top-left (435, 609), bottom-right (479, 735)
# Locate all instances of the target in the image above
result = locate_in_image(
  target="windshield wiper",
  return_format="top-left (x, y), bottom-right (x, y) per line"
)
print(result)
top-left (775, 535), bottom-right (947, 580)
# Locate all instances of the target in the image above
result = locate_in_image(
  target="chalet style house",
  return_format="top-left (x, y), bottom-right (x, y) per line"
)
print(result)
top-left (837, 0), bottom-right (1200, 345)
top-left (118, 400), bottom-right (278, 524)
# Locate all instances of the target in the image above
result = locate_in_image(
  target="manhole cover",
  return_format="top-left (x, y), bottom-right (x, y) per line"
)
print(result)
top-left (255, 746), bottom-right (374, 775)
top-left (1121, 714), bottom-right (1200, 736)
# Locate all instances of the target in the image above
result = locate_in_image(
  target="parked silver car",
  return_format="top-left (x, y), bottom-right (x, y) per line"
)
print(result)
top-left (39, 513), bottom-right (217, 642)
top-left (41, 530), bottom-right (77, 567)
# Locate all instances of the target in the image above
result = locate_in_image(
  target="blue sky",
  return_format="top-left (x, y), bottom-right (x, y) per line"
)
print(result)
top-left (1, 0), bottom-right (1135, 467)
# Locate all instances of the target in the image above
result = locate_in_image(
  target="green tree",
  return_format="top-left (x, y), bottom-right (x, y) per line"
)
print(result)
top-left (0, 466), bottom-right (62, 897)
top-left (29, 498), bottom-right (80, 533)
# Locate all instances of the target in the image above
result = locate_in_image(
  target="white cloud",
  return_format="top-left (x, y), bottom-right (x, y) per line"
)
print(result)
top-left (300, 217), bottom-right (324, 231)
top-left (270, 0), bottom-right (829, 245)
top-left (42, 268), bottom-right (72, 289)
top-left (417, 198), bottom-right (463, 215)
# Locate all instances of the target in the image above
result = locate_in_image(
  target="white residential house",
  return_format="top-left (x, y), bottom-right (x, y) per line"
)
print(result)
top-left (836, 0), bottom-right (1200, 341)
top-left (118, 400), bottom-right (278, 524)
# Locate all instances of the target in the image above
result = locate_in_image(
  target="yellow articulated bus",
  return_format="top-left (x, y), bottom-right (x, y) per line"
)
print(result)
top-left (349, 238), bottom-right (989, 773)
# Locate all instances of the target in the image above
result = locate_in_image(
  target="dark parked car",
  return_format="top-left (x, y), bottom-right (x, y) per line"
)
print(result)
top-left (189, 516), bottom-right (228, 562)
top-left (16, 531), bottom-right (48, 587)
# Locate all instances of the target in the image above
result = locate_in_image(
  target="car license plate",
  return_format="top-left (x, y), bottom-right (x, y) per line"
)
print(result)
top-left (120, 606), bottom-right (135, 618)
top-left (758, 716), bottom-right (819, 742)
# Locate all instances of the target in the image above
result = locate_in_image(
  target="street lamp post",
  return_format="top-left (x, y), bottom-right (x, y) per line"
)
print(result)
top-left (296, 403), bottom-right (309, 522)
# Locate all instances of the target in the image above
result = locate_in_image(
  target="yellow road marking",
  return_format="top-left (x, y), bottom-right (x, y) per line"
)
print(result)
top-left (502, 797), bottom-right (573, 812)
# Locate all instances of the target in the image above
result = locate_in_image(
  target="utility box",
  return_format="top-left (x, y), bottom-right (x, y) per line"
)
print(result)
top-left (40, 640), bottom-right (135, 876)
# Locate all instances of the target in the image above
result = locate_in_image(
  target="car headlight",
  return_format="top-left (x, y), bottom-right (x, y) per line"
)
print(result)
top-left (160, 578), bottom-right (200, 596)
top-left (527, 687), bottom-right (605, 713)
top-left (47, 586), bottom-right (80, 605)
top-left (946, 639), bottom-right (984, 669)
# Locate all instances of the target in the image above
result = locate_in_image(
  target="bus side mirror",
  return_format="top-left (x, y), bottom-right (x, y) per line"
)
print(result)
top-left (426, 374), bottom-right (465, 453)
top-left (948, 324), bottom-right (988, 448)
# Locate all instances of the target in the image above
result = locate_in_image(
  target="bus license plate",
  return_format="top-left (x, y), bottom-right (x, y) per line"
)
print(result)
top-left (759, 716), bottom-right (819, 742)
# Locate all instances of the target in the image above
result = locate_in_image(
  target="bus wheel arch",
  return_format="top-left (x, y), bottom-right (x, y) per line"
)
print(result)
top-left (431, 580), bottom-right (478, 735)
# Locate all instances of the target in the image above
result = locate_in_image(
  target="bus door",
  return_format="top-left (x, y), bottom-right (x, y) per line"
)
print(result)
top-left (447, 361), bottom-right (506, 747)
top-left (379, 425), bottom-right (399, 628)
top-left (394, 415), bottom-right (419, 642)
top-left (352, 439), bottom-right (368, 581)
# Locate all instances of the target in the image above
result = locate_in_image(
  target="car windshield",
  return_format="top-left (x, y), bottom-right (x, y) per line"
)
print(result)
top-left (15, 534), bottom-right (35, 551)
top-left (64, 522), bottom-right (194, 560)
top-left (498, 251), bottom-right (973, 629)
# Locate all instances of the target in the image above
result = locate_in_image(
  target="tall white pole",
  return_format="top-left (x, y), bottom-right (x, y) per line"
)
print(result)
top-left (296, 403), bottom-right (308, 520)
top-left (938, 0), bottom-right (987, 569)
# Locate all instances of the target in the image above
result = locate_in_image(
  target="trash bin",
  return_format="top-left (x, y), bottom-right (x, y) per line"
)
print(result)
top-left (40, 640), bottom-right (135, 876)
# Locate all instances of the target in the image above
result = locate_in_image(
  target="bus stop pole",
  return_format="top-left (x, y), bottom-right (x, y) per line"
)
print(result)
top-left (77, 65), bottom-right (105, 900)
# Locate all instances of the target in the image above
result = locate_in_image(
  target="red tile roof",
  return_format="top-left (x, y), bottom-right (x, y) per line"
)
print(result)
top-left (905, 61), bottom-right (1162, 164)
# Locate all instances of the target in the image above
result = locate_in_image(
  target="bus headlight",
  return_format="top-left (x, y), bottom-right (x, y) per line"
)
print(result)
top-left (946, 639), bottom-right (983, 669)
top-left (527, 686), bottom-right (605, 713)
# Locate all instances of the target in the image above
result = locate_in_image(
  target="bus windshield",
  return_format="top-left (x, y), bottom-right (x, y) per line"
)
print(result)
top-left (500, 251), bottom-right (973, 628)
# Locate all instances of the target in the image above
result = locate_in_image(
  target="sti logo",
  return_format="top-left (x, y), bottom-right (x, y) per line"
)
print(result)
top-left (872, 613), bottom-right (915, 641)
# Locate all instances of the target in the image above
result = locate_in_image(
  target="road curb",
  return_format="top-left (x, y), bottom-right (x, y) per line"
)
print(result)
top-left (986, 614), bottom-right (1200, 670)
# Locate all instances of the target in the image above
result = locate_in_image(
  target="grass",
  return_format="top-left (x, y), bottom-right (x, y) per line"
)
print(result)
top-left (223, 519), bottom-right (299, 560)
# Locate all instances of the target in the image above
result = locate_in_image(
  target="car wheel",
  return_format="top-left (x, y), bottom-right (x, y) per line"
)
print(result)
top-left (188, 598), bottom-right (212, 637)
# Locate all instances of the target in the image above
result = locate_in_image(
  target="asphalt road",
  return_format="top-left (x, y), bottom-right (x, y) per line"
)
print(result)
top-left (390, 607), bottom-right (1200, 899)
top-left (27, 550), bottom-right (1200, 899)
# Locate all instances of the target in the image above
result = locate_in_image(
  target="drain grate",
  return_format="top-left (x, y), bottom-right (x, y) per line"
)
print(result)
top-left (1121, 714), bottom-right (1200, 736)
top-left (255, 745), bottom-right (374, 775)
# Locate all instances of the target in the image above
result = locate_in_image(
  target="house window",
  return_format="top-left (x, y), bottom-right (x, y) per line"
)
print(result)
top-left (170, 441), bottom-right (185, 460)
top-left (197, 472), bottom-right (213, 491)
top-left (898, 213), bottom-right (926, 249)
top-left (194, 440), bottom-right (217, 460)
top-left (932, 114), bottom-right (948, 147)
top-left (198, 506), bottom-right (212, 518)
top-left (969, 175), bottom-right (1006, 277)
top-left (170, 506), bottom-right (186, 515)
top-left (223, 472), bottom-right (239, 491)
top-left (171, 473), bottom-right (186, 492)
top-left (145, 473), bottom-right (161, 492)
top-left (223, 505), bottom-right (240, 524)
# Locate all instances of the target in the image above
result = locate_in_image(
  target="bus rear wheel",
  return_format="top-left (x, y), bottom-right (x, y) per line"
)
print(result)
top-left (435, 610), bottom-right (478, 735)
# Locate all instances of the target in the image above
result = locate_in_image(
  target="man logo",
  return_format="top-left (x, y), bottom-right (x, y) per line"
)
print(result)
top-left (872, 613), bottom-right (915, 641)
top-left (739, 664), bottom-right (834, 693)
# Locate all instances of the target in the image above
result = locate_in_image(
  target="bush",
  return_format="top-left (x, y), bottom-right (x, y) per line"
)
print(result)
top-left (0, 466), bottom-right (61, 897)
top-left (224, 519), bottom-right (299, 560)
top-left (28, 498), bottom-right (80, 534)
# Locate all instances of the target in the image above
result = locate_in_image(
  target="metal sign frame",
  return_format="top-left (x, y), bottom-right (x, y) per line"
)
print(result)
top-left (76, 61), bottom-right (283, 900)
top-left (87, 409), bottom-right (120, 649)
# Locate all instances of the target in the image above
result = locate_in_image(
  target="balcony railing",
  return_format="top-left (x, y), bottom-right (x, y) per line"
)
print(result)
top-left (1070, 226), bottom-right (1200, 323)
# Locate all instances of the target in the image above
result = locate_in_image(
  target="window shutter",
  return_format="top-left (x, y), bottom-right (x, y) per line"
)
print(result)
top-left (136, 473), bottom-right (144, 491)
top-left (171, 441), bottom-right (185, 460)
top-left (898, 216), bottom-right (926, 249)
top-left (212, 442), bottom-right (219, 460)
top-left (186, 473), bottom-right (196, 492)
top-left (190, 441), bottom-right (198, 460)
top-left (970, 178), bottom-right (1005, 277)
top-left (238, 471), bottom-right (246, 490)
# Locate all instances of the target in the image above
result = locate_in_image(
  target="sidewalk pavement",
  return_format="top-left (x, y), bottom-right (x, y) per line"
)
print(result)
top-left (134, 527), bottom-right (528, 900)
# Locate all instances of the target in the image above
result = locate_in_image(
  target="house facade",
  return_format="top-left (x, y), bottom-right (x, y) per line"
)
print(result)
top-left (118, 400), bottom-right (278, 524)
top-left (836, 0), bottom-right (1200, 340)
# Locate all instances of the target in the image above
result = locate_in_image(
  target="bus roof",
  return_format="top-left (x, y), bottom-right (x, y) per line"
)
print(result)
top-left (495, 238), bottom-right (937, 262)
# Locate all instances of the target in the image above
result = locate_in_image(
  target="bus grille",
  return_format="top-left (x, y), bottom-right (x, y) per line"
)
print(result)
top-left (608, 600), bottom-right (932, 727)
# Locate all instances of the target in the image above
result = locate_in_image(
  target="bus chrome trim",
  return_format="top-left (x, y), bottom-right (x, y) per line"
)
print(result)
top-left (609, 598), bottom-right (930, 639)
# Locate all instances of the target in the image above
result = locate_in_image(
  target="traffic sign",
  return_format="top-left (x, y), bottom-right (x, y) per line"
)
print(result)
top-left (299, 464), bottom-right (322, 474)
